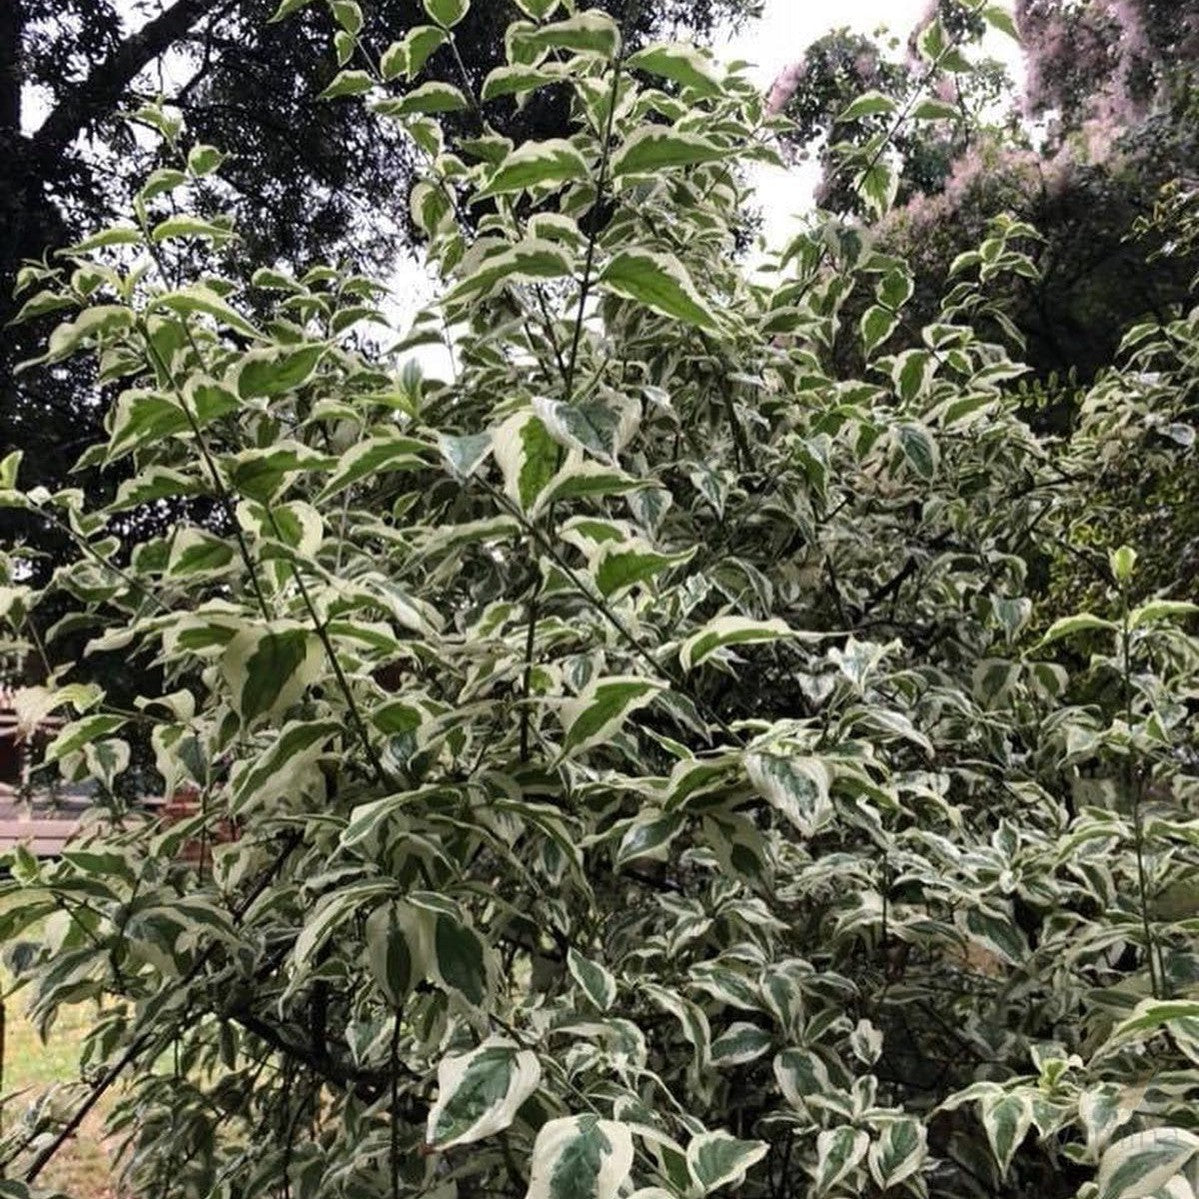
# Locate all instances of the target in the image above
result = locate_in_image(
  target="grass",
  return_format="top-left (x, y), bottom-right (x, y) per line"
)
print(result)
top-left (2, 980), bottom-right (119, 1199)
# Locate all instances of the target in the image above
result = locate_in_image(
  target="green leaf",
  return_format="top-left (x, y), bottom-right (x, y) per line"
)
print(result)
top-left (493, 410), bottom-right (559, 516)
top-left (679, 616), bottom-right (793, 671)
top-left (861, 305), bottom-right (898, 355)
top-left (426, 1038), bottom-right (540, 1150)
top-left (1036, 613), bottom-right (1119, 647)
top-left (447, 239), bottom-right (575, 303)
top-left (187, 144), bottom-right (225, 176)
top-left (376, 81), bottom-right (468, 115)
top-left (560, 676), bottom-right (666, 758)
top-left (269, 0), bottom-right (315, 20)
top-left (423, 0), bottom-right (468, 27)
top-left (319, 69), bottom-right (373, 100)
top-left (1110, 545), bottom-right (1138, 583)
top-left (911, 97), bottom-right (959, 120)
top-left (236, 343), bottom-right (325, 398)
top-left (1096, 1128), bottom-right (1199, 1199)
top-left (598, 250), bottom-right (721, 333)
top-left (166, 528), bottom-right (236, 578)
top-left (316, 433), bottom-right (429, 500)
top-left (687, 1131), bottom-right (768, 1194)
top-left (150, 215), bottom-right (236, 243)
top-left (381, 26), bottom-right (447, 80)
top-left (432, 912), bottom-right (492, 1005)
top-left (592, 541), bottom-right (694, 599)
top-left (44, 714), bottom-right (128, 763)
top-left (151, 285), bottom-right (261, 339)
top-left (814, 1126), bottom-right (869, 1194)
top-left (519, 12), bottom-right (621, 59)
top-left (481, 64), bottom-right (563, 102)
top-left (532, 395), bottom-right (637, 464)
top-left (220, 623), bottom-right (322, 725)
top-left (982, 4), bottom-right (1020, 40)
top-left (627, 43), bottom-right (721, 97)
top-left (980, 1093), bottom-right (1032, 1177)
top-left (567, 949), bottom-right (617, 1012)
top-left (229, 718), bottom-right (343, 813)
top-left (525, 1115), bottom-right (634, 1199)
top-left (1130, 600), bottom-right (1199, 629)
top-left (745, 752), bottom-right (832, 837)
top-left (897, 423), bottom-right (939, 480)
top-left (610, 127), bottom-right (725, 178)
top-left (868, 1119), bottom-right (928, 1190)
top-left (709, 1022), bottom-right (772, 1067)
top-left (476, 138), bottom-right (589, 199)
top-left (364, 901), bottom-right (418, 1007)
top-left (837, 90), bottom-right (897, 121)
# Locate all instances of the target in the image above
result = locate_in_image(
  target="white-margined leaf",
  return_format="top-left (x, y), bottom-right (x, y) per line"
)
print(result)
top-left (559, 676), bottom-right (666, 757)
top-left (686, 1130), bottom-right (768, 1194)
top-left (493, 410), bottom-right (559, 516)
top-left (1097, 1128), bottom-right (1199, 1199)
top-left (425, 1038), bottom-right (541, 1150)
top-left (567, 948), bottom-right (618, 1012)
top-left (525, 1115), bottom-right (633, 1199)
top-left (610, 127), bottom-right (725, 178)
top-left (598, 250), bottom-right (722, 333)
top-left (868, 1118), bottom-right (928, 1190)
top-left (220, 623), bottom-right (323, 725)
top-left (679, 616), bottom-right (793, 671)
top-left (476, 139), bottom-right (589, 199)
top-left (745, 752), bottom-right (833, 837)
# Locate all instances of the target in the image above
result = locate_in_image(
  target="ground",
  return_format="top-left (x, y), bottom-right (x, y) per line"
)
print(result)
top-left (2, 981), bottom-right (118, 1199)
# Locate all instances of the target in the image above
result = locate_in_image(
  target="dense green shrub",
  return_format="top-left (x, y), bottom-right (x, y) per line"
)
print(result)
top-left (1, 3), bottom-right (1198, 1198)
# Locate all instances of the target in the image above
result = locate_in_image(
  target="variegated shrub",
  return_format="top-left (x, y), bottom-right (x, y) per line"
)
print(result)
top-left (1, 2), bottom-right (1198, 1199)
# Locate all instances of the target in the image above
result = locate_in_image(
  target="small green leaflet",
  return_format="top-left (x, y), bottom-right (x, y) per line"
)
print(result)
top-left (426, 1038), bottom-right (540, 1150)
top-left (627, 43), bottom-right (721, 97)
top-left (476, 139), bottom-right (589, 200)
top-left (745, 752), bottom-right (833, 837)
top-left (598, 250), bottom-right (721, 334)
top-left (814, 1126), bottom-right (869, 1194)
top-left (868, 1119), bottom-right (928, 1190)
top-left (687, 1131), bottom-right (768, 1194)
top-left (896, 423), bottom-right (938, 480)
top-left (1130, 600), bottom-right (1198, 629)
top-left (679, 616), bottom-right (793, 671)
top-left (220, 623), bottom-right (322, 725)
top-left (439, 431), bottom-right (493, 479)
top-left (424, 0), bottom-right (468, 27)
top-left (493, 410), bottom-right (559, 516)
top-left (525, 1115), bottom-right (634, 1199)
top-left (980, 1092), bottom-right (1032, 1177)
top-left (150, 285), bottom-right (261, 340)
top-left (861, 305), bottom-right (899, 356)
top-left (559, 676), bottom-right (666, 758)
top-left (1096, 1128), bottom-right (1199, 1199)
top-left (567, 948), bottom-right (617, 1012)
top-left (321, 69), bottom-right (373, 100)
top-left (610, 127), bottom-right (725, 179)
